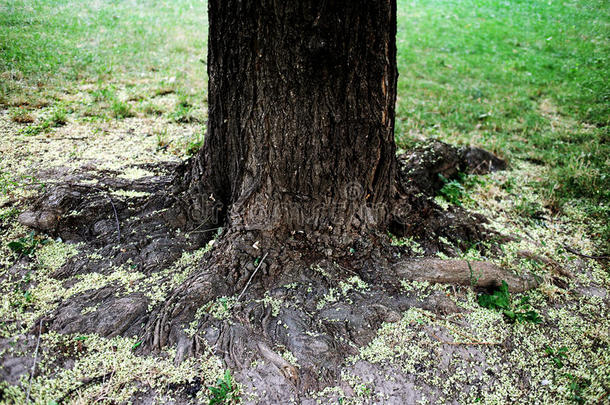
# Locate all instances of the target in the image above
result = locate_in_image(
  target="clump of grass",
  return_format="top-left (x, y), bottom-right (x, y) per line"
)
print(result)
top-left (169, 95), bottom-right (197, 123)
top-left (142, 102), bottom-right (165, 116)
top-left (186, 129), bottom-right (205, 156)
top-left (155, 129), bottom-right (170, 151)
top-left (90, 88), bottom-right (115, 102)
top-left (10, 107), bottom-right (34, 124)
top-left (154, 85), bottom-right (176, 97)
top-left (111, 100), bottom-right (134, 119)
top-left (49, 106), bottom-right (67, 126)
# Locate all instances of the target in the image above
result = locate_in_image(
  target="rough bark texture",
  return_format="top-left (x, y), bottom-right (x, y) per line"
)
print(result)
top-left (182, 0), bottom-right (397, 239)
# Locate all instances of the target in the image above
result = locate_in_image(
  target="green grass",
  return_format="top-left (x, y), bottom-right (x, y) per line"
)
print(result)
top-left (1, 0), bottom-right (608, 251)
top-left (0, 0), bottom-right (207, 116)
top-left (395, 0), bottom-right (609, 209)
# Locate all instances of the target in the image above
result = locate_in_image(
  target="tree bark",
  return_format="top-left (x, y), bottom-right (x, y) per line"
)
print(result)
top-left (192, 0), bottom-right (398, 240)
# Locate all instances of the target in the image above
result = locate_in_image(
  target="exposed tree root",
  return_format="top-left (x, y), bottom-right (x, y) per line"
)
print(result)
top-left (11, 141), bottom-right (542, 401)
top-left (389, 258), bottom-right (540, 292)
top-left (391, 140), bottom-right (507, 255)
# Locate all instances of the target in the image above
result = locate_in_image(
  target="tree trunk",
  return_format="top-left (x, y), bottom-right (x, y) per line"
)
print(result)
top-left (196, 0), bottom-right (397, 240)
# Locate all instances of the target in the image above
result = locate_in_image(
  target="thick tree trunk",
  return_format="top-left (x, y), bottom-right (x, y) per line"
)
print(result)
top-left (194, 0), bottom-right (397, 239)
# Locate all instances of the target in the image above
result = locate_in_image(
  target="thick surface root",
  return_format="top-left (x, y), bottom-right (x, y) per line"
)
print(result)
top-left (9, 140), bottom-right (538, 402)
top-left (390, 258), bottom-right (540, 292)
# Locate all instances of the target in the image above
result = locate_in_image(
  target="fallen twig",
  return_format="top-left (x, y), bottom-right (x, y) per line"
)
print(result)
top-left (237, 252), bottom-right (269, 301)
top-left (563, 245), bottom-right (609, 261)
top-left (26, 318), bottom-right (43, 404)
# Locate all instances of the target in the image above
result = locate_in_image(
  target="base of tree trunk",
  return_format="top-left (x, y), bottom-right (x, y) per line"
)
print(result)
top-left (16, 141), bottom-right (537, 399)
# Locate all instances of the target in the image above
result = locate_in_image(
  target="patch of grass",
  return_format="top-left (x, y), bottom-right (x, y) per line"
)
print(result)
top-left (9, 107), bottom-right (34, 124)
top-left (0, 0), bottom-right (208, 120)
top-left (20, 120), bottom-right (51, 136)
top-left (111, 100), bottom-right (134, 119)
top-left (395, 0), bottom-right (610, 236)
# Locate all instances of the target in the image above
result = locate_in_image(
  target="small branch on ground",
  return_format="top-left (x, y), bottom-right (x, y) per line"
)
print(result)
top-left (26, 318), bottom-right (43, 404)
top-left (563, 245), bottom-right (609, 261)
top-left (237, 252), bottom-right (269, 301)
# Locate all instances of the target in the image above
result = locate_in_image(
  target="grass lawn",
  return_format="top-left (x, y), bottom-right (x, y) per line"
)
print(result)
top-left (0, 0), bottom-right (609, 403)
top-left (394, 0), bottom-right (609, 249)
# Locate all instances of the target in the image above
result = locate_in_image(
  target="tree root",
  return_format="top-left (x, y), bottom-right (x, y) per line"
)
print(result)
top-left (8, 141), bottom-right (537, 402)
top-left (389, 258), bottom-right (540, 292)
top-left (390, 140), bottom-right (508, 255)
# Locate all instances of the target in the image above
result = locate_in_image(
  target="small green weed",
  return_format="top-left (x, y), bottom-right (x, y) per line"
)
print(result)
top-left (565, 373), bottom-right (591, 404)
top-left (478, 281), bottom-right (542, 324)
top-left (7, 231), bottom-right (48, 257)
top-left (208, 370), bottom-right (239, 405)
top-left (438, 172), bottom-right (483, 206)
top-left (438, 174), bottom-right (467, 205)
top-left (10, 272), bottom-right (34, 309)
top-left (544, 345), bottom-right (568, 369)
